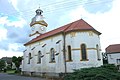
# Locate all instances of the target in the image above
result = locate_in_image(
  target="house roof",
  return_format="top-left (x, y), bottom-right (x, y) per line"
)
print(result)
top-left (106, 44), bottom-right (120, 53)
top-left (1, 57), bottom-right (12, 64)
top-left (24, 19), bottom-right (101, 46)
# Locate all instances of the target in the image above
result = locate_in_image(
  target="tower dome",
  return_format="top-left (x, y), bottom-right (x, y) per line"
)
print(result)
top-left (30, 7), bottom-right (48, 27)
top-left (35, 8), bottom-right (43, 15)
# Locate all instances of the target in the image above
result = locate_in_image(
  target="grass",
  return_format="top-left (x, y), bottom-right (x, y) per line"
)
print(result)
top-left (0, 69), bottom-right (21, 75)
top-left (6, 70), bottom-right (16, 74)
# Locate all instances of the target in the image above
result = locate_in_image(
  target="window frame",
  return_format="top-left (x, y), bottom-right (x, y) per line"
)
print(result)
top-left (80, 44), bottom-right (88, 61)
top-left (28, 53), bottom-right (31, 64)
top-left (49, 48), bottom-right (55, 63)
top-left (66, 45), bottom-right (72, 62)
top-left (37, 51), bottom-right (42, 64)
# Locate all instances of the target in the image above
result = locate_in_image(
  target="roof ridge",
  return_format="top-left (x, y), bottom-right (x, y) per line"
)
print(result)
top-left (65, 19), bottom-right (80, 32)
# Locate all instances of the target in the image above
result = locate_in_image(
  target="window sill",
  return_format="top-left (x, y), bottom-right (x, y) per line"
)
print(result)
top-left (49, 61), bottom-right (56, 63)
top-left (98, 59), bottom-right (101, 61)
top-left (37, 62), bottom-right (41, 64)
top-left (80, 59), bottom-right (89, 61)
top-left (66, 60), bottom-right (73, 62)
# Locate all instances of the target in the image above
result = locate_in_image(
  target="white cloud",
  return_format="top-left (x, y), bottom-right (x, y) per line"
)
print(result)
top-left (6, 17), bottom-right (26, 28)
top-left (0, 17), bottom-right (8, 41)
top-left (9, 43), bottom-right (19, 51)
top-left (9, 0), bottom-right (19, 11)
top-left (0, 16), bottom-right (8, 25)
top-left (0, 16), bottom-right (26, 28)
top-left (0, 28), bottom-right (7, 41)
top-left (0, 49), bottom-right (23, 58)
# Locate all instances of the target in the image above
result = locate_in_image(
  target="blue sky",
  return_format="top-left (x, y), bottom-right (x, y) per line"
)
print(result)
top-left (0, 0), bottom-right (120, 58)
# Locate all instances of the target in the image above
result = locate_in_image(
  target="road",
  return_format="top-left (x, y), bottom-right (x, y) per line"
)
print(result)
top-left (0, 73), bottom-right (46, 80)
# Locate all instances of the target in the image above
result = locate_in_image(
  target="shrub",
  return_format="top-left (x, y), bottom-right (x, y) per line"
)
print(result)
top-left (64, 64), bottom-right (120, 80)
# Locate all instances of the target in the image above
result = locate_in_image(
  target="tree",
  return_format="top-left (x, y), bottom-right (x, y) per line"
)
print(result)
top-left (0, 60), bottom-right (5, 71)
top-left (12, 56), bottom-right (22, 70)
top-left (64, 64), bottom-right (120, 80)
top-left (102, 52), bottom-right (108, 64)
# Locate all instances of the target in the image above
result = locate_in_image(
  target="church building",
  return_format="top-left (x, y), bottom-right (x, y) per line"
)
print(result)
top-left (21, 8), bottom-right (103, 76)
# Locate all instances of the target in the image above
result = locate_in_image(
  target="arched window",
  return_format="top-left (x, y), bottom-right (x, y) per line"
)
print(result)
top-left (67, 45), bottom-right (72, 61)
top-left (81, 44), bottom-right (87, 60)
top-left (50, 48), bottom-right (55, 62)
top-left (28, 53), bottom-right (31, 64)
top-left (96, 44), bottom-right (101, 60)
top-left (38, 51), bottom-right (41, 63)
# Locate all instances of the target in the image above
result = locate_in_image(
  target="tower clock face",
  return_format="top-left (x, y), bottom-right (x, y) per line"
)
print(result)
top-left (41, 26), bottom-right (44, 31)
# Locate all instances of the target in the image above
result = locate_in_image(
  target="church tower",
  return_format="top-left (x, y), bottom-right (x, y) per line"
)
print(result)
top-left (29, 7), bottom-right (48, 39)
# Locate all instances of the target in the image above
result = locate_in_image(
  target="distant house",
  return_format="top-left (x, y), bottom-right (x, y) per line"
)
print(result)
top-left (106, 44), bottom-right (120, 70)
top-left (1, 57), bottom-right (16, 69)
top-left (1, 57), bottom-right (12, 69)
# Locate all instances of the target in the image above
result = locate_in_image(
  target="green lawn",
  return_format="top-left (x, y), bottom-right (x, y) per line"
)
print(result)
top-left (6, 70), bottom-right (15, 74)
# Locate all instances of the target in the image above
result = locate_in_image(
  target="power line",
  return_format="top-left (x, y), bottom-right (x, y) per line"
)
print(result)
top-left (25, 0), bottom-right (112, 17)
top-left (44, 0), bottom-right (112, 13)
top-left (24, 0), bottom-right (112, 14)
top-left (0, 0), bottom-right (112, 17)
top-left (0, 0), bottom-right (78, 16)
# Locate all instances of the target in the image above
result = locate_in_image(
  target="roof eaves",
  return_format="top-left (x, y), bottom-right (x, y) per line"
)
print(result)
top-left (24, 31), bottom-right (63, 46)
top-left (24, 22), bottom-right (73, 46)
top-left (106, 52), bottom-right (120, 54)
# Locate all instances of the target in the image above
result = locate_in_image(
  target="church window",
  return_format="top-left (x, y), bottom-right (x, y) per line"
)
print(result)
top-left (50, 48), bottom-right (55, 62)
top-left (96, 44), bottom-right (101, 60)
top-left (67, 45), bottom-right (72, 61)
top-left (81, 44), bottom-right (88, 60)
top-left (37, 51), bottom-right (41, 63)
top-left (28, 53), bottom-right (31, 64)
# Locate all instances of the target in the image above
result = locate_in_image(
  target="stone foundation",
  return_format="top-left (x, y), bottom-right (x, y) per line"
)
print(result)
top-left (21, 71), bottom-right (64, 78)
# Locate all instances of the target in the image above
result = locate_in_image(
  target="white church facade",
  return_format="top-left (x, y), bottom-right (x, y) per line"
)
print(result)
top-left (21, 8), bottom-right (103, 76)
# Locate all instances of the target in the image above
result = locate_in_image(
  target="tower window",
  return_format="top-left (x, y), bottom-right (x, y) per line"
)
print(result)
top-left (50, 48), bottom-right (55, 62)
top-left (67, 45), bottom-right (72, 61)
top-left (38, 51), bottom-right (41, 63)
top-left (81, 44), bottom-right (88, 61)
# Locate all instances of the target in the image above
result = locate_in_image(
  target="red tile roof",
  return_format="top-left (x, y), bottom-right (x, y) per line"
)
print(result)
top-left (106, 44), bottom-right (120, 53)
top-left (24, 19), bottom-right (101, 46)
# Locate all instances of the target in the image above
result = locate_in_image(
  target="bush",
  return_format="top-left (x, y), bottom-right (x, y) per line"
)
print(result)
top-left (4, 69), bottom-right (7, 72)
top-left (14, 69), bottom-right (21, 73)
top-left (64, 64), bottom-right (120, 80)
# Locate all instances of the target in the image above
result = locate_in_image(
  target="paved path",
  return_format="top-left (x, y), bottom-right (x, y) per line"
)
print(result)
top-left (0, 73), bottom-right (46, 80)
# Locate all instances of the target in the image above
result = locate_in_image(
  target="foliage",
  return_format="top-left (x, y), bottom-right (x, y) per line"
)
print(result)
top-left (64, 64), bottom-right (120, 80)
top-left (12, 56), bottom-right (22, 70)
top-left (7, 64), bottom-right (12, 70)
top-left (0, 60), bottom-right (6, 71)
top-left (14, 69), bottom-right (21, 73)
top-left (102, 52), bottom-right (108, 64)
